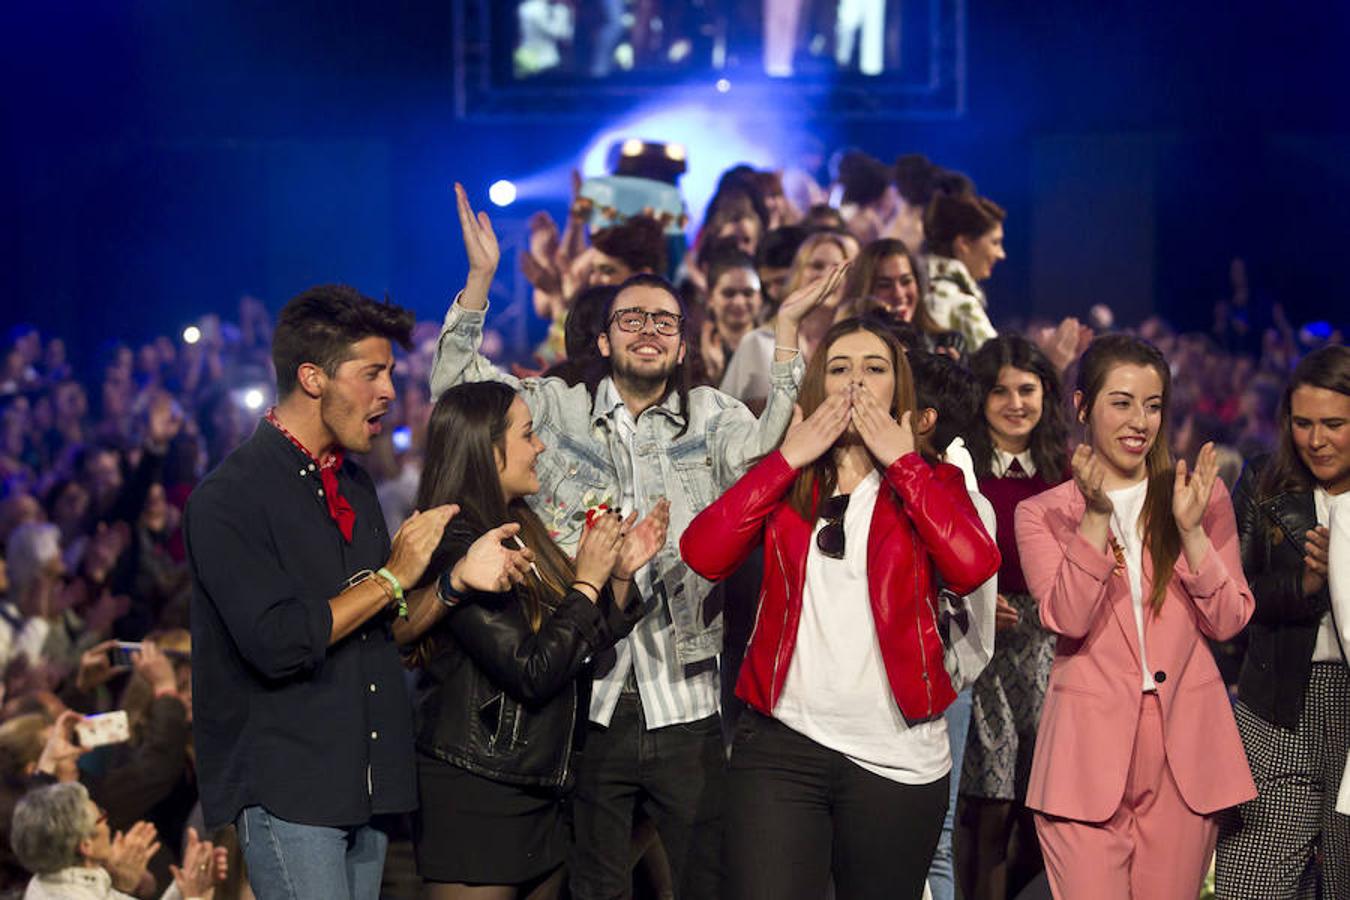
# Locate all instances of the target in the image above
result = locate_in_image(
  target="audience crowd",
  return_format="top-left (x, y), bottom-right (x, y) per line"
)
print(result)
top-left (0, 145), bottom-right (1344, 900)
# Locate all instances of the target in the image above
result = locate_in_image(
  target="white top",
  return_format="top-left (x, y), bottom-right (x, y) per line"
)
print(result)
top-left (1312, 487), bottom-right (1347, 664)
top-left (1108, 479), bottom-right (1155, 691)
top-left (587, 379), bottom-right (720, 729)
top-left (992, 447), bottom-right (1037, 478)
top-left (719, 326), bottom-right (775, 408)
top-left (773, 471), bottom-right (952, 785)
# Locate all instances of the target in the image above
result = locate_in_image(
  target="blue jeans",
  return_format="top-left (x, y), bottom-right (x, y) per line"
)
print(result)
top-left (927, 687), bottom-right (972, 900)
top-left (236, 806), bottom-right (388, 900)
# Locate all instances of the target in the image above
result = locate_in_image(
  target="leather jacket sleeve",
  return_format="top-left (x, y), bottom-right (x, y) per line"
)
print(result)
top-left (681, 450), bottom-right (798, 581)
top-left (1234, 461), bottom-right (1328, 626)
top-left (445, 587), bottom-right (636, 705)
top-left (886, 454), bottom-right (1000, 597)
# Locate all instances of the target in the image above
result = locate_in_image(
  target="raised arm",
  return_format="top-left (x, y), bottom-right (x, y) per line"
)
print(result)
top-left (1171, 472), bottom-right (1255, 641)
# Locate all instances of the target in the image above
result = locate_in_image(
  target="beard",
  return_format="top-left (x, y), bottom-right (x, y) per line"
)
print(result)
top-left (609, 350), bottom-right (678, 397)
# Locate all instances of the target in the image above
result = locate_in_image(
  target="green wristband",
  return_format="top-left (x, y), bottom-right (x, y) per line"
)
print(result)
top-left (375, 567), bottom-right (406, 618)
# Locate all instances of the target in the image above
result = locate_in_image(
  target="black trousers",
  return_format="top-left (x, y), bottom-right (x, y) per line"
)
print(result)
top-left (569, 693), bottom-right (725, 899)
top-left (724, 711), bottom-right (949, 900)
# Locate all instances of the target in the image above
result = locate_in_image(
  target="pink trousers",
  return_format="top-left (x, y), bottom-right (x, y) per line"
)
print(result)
top-left (1034, 692), bottom-right (1217, 900)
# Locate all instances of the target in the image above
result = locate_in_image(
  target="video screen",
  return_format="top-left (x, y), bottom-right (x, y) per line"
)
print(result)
top-left (505, 0), bottom-right (932, 82)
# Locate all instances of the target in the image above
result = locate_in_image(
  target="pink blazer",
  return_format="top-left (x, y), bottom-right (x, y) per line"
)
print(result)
top-left (1014, 478), bottom-right (1258, 823)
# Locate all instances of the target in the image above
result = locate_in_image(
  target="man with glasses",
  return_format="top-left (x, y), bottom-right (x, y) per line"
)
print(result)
top-left (432, 185), bottom-right (841, 899)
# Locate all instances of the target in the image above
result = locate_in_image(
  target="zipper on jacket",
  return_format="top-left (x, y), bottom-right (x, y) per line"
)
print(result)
top-left (770, 542), bottom-right (793, 706)
top-left (557, 686), bottom-right (578, 787)
top-left (913, 539), bottom-right (935, 716)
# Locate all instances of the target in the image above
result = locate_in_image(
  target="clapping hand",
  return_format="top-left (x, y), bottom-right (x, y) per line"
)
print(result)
top-left (171, 827), bottom-right (228, 899)
top-left (106, 820), bottom-right (160, 894)
top-left (450, 523), bottom-right (536, 594)
top-left (1071, 444), bottom-right (1114, 516)
top-left (1301, 525), bottom-right (1331, 597)
top-left (614, 500), bottom-right (671, 581)
top-left (1172, 441), bottom-right (1218, 534)
top-left (574, 512), bottom-right (625, 598)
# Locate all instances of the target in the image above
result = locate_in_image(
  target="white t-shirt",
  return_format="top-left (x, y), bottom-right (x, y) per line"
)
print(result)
top-left (1312, 487), bottom-right (1348, 664)
top-left (1108, 479), bottom-right (1156, 691)
top-left (773, 470), bottom-right (952, 785)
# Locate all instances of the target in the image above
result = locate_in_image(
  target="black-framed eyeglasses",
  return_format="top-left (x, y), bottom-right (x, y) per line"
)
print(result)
top-left (609, 307), bottom-right (684, 337)
top-left (815, 493), bottom-right (850, 560)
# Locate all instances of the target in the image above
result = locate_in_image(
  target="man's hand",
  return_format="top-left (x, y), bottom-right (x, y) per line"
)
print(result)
top-left (386, 505), bottom-right (461, 590)
top-left (447, 523), bottom-right (534, 595)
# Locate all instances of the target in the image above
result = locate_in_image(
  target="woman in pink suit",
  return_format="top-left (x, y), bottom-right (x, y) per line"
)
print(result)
top-left (1013, 334), bottom-right (1257, 899)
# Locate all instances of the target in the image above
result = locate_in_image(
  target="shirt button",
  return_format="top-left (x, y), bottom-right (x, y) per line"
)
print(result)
top-left (369, 683), bottom-right (377, 693)
top-left (370, 731), bottom-right (378, 740)
top-left (1153, 670), bottom-right (1167, 684)
top-left (309, 463), bottom-right (316, 471)
top-left (317, 488), bottom-right (325, 497)
top-left (299, 468), bottom-right (307, 476)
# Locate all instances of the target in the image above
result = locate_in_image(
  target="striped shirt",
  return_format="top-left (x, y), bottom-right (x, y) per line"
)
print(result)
top-left (587, 379), bottom-right (720, 729)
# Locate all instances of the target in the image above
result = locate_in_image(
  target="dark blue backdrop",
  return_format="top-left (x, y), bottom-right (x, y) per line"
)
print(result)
top-left (2, 2), bottom-right (1347, 361)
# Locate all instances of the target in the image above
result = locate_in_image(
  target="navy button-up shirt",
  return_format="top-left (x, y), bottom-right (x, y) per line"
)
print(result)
top-left (186, 421), bottom-right (416, 830)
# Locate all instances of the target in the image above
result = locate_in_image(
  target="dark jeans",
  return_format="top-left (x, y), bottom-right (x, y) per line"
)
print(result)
top-left (569, 694), bottom-right (725, 900)
top-left (724, 711), bottom-right (949, 900)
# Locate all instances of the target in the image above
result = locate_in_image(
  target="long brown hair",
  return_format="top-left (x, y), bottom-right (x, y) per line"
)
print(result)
top-left (1259, 344), bottom-right (1350, 499)
top-left (416, 382), bottom-right (575, 631)
top-left (967, 335), bottom-right (1070, 482)
top-left (841, 238), bottom-right (941, 334)
top-left (786, 318), bottom-right (918, 520)
top-left (1076, 334), bottom-right (1176, 613)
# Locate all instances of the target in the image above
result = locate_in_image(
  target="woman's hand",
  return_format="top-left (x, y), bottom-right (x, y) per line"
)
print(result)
top-left (994, 594), bottom-right (1021, 632)
top-left (775, 261), bottom-right (852, 330)
top-left (779, 395), bottom-right (851, 469)
top-left (131, 641), bottom-right (177, 696)
top-left (106, 820), bottom-right (160, 894)
top-left (1172, 442), bottom-right (1218, 534)
top-left (614, 500), bottom-right (671, 581)
top-left (1071, 444), bottom-right (1114, 516)
top-left (1301, 525), bottom-right (1330, 597)
top-left (447, 523), bottom-right (535, 595)
top-left (171, 827), bottom-right (227, 900)
top-left (574, 512), bottom-right (624, 597)
top-left (850, 384), bottom-right (914, 468)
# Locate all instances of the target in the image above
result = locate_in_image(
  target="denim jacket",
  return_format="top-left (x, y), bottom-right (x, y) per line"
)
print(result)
top-left (431, 298), bottom-right (804, 664)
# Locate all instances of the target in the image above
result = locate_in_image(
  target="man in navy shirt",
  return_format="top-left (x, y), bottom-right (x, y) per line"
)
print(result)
top-left (186, 285), bottom-right (457, 899)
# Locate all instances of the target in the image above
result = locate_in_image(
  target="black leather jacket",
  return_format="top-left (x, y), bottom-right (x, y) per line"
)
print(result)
top-left (1233, 457), bottom-right (1341, 729)
top-left (413, 525), bottom-right (641, 790)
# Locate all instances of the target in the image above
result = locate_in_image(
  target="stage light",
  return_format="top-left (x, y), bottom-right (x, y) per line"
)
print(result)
top-left (488, 179), bottom-right (517, 207)
top-left (621, 138), bottom-right (645, 157)
top-left (242, 388), bottom-right (266, 411)
top-left (715, 79), bottom-right (731, 93)
top-left (665, 143), bottom-right (687, 162)
top-left (182, 326), bottom-right (201, 345)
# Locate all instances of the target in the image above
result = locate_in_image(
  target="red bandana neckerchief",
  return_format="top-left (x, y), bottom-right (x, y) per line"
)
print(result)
top-left (265, 409), bottom-right (356, 542)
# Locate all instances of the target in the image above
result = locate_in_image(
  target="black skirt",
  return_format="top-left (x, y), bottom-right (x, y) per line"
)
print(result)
top-left (413, 752), bottom-right (569, 885)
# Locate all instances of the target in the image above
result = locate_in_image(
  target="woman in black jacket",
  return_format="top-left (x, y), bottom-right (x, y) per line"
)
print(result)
top-left (1215, 343), bottom-right (1350, 900)
top-left (397, 381), bottom-right (668, 900)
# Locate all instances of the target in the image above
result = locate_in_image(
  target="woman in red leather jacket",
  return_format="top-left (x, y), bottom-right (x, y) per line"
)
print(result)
top-left (681, 318), bottom-right (1000, 900)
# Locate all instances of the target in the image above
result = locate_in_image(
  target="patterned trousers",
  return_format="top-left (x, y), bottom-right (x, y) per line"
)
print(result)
top-left (1215, 662), bottom-right (1350, 900)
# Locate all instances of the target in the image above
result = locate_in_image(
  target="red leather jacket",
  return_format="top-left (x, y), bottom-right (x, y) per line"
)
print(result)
top-left (681, 450), bottom-right (1000, 724)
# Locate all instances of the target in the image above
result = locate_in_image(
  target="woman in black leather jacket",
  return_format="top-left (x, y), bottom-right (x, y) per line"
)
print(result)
top-left (396, 381), bottom-right (668, 900)
top-left (1215, 344), bottom-right (1350, 899)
